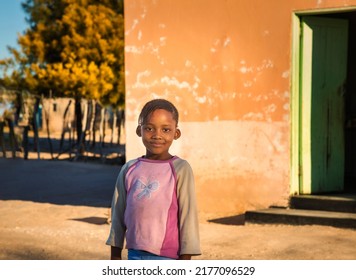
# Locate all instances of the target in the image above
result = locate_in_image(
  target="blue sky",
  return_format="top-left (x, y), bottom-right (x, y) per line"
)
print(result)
top-left (0, 0), bottom-right (27, 59)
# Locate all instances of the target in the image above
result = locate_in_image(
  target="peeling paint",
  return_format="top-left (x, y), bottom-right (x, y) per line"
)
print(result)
top-left (147, 42), bottom-right (159, 55)
top-left (221, 65), bottom-right (228, 71)
top-left (125, 45), bottom-right (142, 54)
top-left (256, 59), bottom-right (274, 71)
top-left (264, 103), bottom-right (277, 114)
top-left (126, 43), bottom-right (160, 55)
top-left (243, 81), bottom-right (253, 87)
top-left (212, 38), bottom-right (220, 46)
top-left (151, 93), bottom-right (162, 99)
top-left (240, 66), bottom-right (253, 73)
top-left (137, 70), bottom-right (151, 79)
top-left (254, 95), bottom-right (266, 101)
top-left (125, 19), bottom-right (139, 36)
top-left (196, 96), bottom-right (207, 104)
top-left (223, 37), bottom-right (231, 47)
top-left (242, 112), bottom-right (264, 120)
top-left (159, 37), bottom-right (166, 46)
top-left (210, 37), bottom-right (232, 53)
top-left (156, 76), bottom-right (200, 92)
top-left (161, 76), bottom-right (191, 89)
top-left (263, 30), bottom-right (270, 36)
top-left (239, 59), bottom-right (275, 74)
top-left (133, 70), bottom-right (152, 88)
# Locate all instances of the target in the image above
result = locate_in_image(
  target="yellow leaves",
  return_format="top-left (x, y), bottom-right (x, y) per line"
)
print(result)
top-left (18, 31), bottom-right (46, 63)
top-left (18, 34), bottom-right (30, 48)
top-left (36, 22), bottom-right (46, 32)
top-left (23, 68), bottom-right (38, 90)
top-left (4, 0), bottom-right (124, 106)
top-left (84, 15), bottom-right (93, 29)
top-left (105, 54), bottom-right (116, 64)
top-left (30, 64), bottom-right (46, 79)
top-left (33, 57), bottom-right (117, 100)
top-left (86, 62), bottom-right (115, 100)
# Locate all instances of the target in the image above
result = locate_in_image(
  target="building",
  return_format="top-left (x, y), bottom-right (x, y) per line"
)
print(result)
top-left (123, 0), bottom-right (356, 217)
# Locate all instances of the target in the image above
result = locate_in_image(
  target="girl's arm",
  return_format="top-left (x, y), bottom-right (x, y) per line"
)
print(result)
top-left (176, 159), bottom-right (201, 258)
top-left (106, 162), bottom-right (134, 258)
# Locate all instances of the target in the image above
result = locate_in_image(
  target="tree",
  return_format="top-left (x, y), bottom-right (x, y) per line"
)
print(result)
top-left (1, 0), bottom-right (125, 145)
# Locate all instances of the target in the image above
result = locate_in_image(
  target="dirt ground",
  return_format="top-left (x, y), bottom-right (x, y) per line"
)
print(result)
top-left (1, 158), bottom-right (356, 260)
top-left (1, 201), bottom-right (356, 260)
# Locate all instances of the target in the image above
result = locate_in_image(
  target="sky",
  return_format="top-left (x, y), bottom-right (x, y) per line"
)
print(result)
top-left (0, 0), bottom-right (27, 59)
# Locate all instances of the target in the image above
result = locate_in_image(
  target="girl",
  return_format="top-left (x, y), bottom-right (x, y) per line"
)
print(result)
top-left (106, 99), bottom-right (201, 260)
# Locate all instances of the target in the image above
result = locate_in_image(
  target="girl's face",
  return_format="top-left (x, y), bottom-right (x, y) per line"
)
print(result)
top-left (137, 109), bottom-right (181, 160)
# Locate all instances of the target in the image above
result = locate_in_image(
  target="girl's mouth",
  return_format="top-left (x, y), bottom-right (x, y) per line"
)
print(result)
top-left (150, 142), bottom-right (164, 147)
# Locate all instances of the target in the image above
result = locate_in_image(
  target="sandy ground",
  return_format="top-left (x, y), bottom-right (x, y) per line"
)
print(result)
top-left (1, 158), bottom-right (356, 260)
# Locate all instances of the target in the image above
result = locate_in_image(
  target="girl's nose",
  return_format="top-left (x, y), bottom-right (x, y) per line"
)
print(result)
top-left (152, 130), bottom-right (162, 139)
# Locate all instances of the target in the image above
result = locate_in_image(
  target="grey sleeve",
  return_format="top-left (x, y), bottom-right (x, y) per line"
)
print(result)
top-left (105, 163), bottom-right (129, 248)
top-left (174, 159), bottom-right (202, 256)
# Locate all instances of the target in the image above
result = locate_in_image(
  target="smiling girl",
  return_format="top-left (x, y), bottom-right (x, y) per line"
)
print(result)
top-left (106, 99), bottom-right (201, 260)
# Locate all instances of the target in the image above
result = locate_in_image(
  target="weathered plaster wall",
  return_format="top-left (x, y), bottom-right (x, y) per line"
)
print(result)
top-left (124, 0), bottom-right (356, 217)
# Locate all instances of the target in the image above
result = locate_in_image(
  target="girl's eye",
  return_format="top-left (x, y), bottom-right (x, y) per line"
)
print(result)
top-left (163, 128), bottom-right (171, 132)
top-left (145, 127), bottom-right (154, 131)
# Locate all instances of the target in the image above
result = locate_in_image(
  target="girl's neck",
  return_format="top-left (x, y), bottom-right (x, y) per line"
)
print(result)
top-left (142, 154), bottom-right (174, 161)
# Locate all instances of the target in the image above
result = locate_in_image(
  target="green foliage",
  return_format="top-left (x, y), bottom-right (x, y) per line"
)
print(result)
top-left (1, 0), bottom-right (125, 108)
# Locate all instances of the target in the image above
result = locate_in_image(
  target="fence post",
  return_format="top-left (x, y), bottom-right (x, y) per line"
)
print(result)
top-left (0, 122), bottom-right (6, 158)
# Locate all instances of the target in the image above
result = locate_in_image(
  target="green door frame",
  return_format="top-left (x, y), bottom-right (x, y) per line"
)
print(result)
top-left (290, 13), bottom-right (302, 195)
top-left (290, 9), bottom-right (354, 195)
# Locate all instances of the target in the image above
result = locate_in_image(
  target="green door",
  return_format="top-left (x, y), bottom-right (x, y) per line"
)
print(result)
top-left (300, 17), bottom-right (348, 194)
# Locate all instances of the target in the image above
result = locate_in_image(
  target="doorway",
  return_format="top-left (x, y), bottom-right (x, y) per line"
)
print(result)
top-left (291, 10), bottom-right (356, 195)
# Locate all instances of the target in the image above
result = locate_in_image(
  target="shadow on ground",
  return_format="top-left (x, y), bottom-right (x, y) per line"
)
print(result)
top-left (208, 214), bottom-right (246, 226)
top-left (70, 216), bottom-right (109, 225)
top-left (0, 158), bottom-right (121, 208)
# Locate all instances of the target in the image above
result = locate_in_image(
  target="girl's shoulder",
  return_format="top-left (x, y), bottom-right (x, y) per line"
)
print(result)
top-left (172, 157), bottom-right (193, 173)
top-left (119, 158), bottom-right (140, 174)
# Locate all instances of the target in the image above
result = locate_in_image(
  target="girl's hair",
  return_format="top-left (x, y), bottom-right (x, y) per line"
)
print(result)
top-left (138, 99), bottom-right (179, 126)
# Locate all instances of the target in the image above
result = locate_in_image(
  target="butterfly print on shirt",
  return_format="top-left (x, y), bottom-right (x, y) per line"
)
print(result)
top-left (133, 178), bottom-right (160, 200)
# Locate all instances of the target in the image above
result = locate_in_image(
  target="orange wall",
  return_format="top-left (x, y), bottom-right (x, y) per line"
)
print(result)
top-left (124, 0), bottom-right (356, 218)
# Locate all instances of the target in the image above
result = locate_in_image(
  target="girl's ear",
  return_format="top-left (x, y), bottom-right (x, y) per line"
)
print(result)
top-left (174, 128), bottom-right (181, 140)
top-left (136, 125), bottom-right (142, 137)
